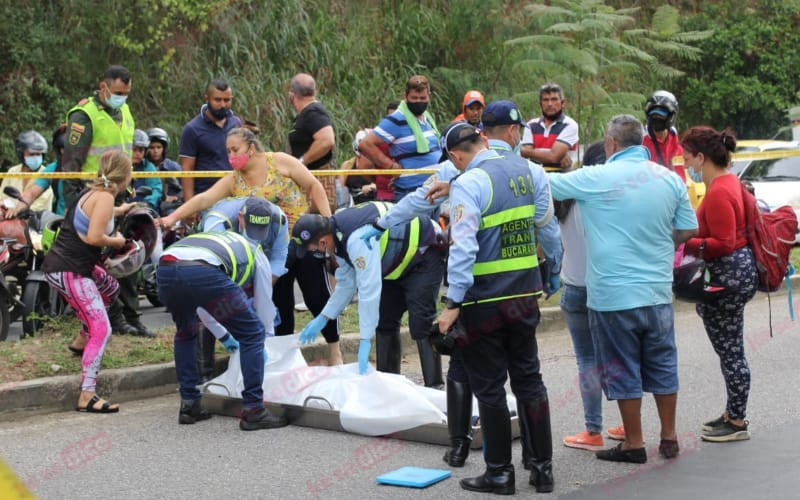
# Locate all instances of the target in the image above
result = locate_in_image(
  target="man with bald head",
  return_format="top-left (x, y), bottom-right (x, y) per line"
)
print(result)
top-left (288, 72), bottom-right (336, 212)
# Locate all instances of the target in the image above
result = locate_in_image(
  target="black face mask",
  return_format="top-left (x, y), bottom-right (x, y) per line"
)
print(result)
top-left (407, 101), bottom-right (428, 116)
top-left (208, 105), bottom-right (230, 120)
top-left (648, 116), bottom-right (668, 132)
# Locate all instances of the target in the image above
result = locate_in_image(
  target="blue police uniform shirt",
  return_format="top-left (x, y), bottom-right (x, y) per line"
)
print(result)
top-left (447, 148), bottom-right (563, 303)
top-left (548, 145), bottom-right (698, 311)
top-left (201, 197), bottom-right (289, 277)
top-left (321, 224), bottom-right (382, 341)
top-left (373, 110), bottom-right (441, 190)
top-left (377, 160), bottom-right (459, 229)
top-left (179, 104), bottom-right (243, 194)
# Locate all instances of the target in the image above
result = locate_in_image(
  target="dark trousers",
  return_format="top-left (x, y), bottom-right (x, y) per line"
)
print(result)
top-left (157, 264), bottom-right (266, 409)
top-left (376, 250), bottom-right (444, 341)
top-left (108, 273), bottom-right (139, 323)
top-left (274, 253), bottom-right (338, 342)
top-left (459, 295), bottom-right (546, 408)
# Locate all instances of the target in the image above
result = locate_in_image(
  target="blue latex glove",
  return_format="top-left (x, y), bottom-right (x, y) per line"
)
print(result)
top-left (547, 274), bottom-right (561, 297)
top-left (220, 333), bottom-right (240, 353)
top-left (274, 308), bottom-right (281, 328)
top-left (359, 224), bottom-right (384, 250)
top-left (357, 339), bottom-right (371, 375)
top-left (299, 315), bottom-right (328, 345)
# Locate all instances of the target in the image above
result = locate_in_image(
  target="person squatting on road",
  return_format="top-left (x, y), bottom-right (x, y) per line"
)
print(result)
top-left (680, 126), bottom-right (758, 442)
top-left (549, 114), bottom-right (698, 465)
top-left (436, 119), bottom-right (562, 495)
top-left (157, 201), bottom-right (288, 431)
top-left (42, 150), bottom-right (134, 414)
top-left (294, 201), bottom-right (447, 387)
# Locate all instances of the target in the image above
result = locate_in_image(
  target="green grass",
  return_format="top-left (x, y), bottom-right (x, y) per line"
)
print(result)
top-left (792, 247), bottom-right (800, 271)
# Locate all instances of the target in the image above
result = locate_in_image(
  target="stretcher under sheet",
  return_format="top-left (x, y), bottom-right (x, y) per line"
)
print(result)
top-left (201, 334), bottom-right (520, 447)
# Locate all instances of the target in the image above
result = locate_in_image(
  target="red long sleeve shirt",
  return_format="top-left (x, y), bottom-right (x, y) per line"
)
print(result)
top-left (684, 173), bottom-right (748, 259)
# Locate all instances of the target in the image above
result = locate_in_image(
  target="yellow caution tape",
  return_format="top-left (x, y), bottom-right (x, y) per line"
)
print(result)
top-left (0, 458), bottom-right (36, 499)
top-left (730, 149), bottom-right (800, 161)
top-left (0, 168), bottom-right (439, 179)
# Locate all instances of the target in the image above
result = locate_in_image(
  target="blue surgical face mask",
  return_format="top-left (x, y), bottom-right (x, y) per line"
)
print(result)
top-left (106, 93), bottom-right (128, 110)
top-left (24, 155), bottom-right (43, 170)
top-left (689, 165), bottom-right (703, 183)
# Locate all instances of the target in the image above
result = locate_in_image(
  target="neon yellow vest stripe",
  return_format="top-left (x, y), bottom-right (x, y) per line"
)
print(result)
top-left (67, 97), bottom-right (134, 172)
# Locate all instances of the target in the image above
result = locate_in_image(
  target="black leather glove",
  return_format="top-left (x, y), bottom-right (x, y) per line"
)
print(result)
top-left (428, 320), bottom-right (467, 355)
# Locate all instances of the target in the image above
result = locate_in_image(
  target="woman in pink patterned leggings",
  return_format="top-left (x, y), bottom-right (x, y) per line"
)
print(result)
top-left (42, 150), bottom-right (132, 413)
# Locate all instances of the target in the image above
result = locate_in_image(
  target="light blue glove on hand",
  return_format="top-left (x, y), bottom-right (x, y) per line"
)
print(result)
top-left (359, 224), bottom-right (384, 250)
top-left (274, 308), bottom-right (281, 328)
top-left (548, 274), bottom-right (561, 297)
top-left (220, 333), bottom-right (240, 353)
top-left (357, 339), bottom-right (372, 375)
top-left (299, 315), bottom-right (328, 345)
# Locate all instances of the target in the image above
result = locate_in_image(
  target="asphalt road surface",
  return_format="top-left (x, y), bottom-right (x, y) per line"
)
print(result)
top-left (1, 292), bottom-right (799, 499)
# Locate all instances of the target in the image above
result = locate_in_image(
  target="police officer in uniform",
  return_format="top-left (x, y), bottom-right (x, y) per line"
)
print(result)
top-left (292, 202), bottom-right (445, 383)
top-left (437, 122), bottom-right (559, 495)
top-left (362, 104), bottom-right (562, 474)
top-left (157, 226), bottom-right (288, 431)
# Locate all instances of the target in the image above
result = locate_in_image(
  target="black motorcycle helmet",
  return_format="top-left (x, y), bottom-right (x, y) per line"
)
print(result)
top-left (14, 130), bottom-right (48, 164)
top-left (673, 258), bottom-right (725, 303)
top-left (52, 124), bottom-right (67, 162)
top-left (645, 90), bottom-right (678, 132)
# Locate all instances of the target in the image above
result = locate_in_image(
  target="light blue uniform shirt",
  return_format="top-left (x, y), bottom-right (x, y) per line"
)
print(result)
top-left (376, 160), bottom-right (459, 229)
top-left (321, 225), bottom-right (382, 341)
top-left (548, 145), bottom-right (698, 311)
top-left (447, 148), bottom-right (563, 303)
top-left (202, 198), bottom-right (290, 278)
top-left (162, 241), bottom-right (275, 334)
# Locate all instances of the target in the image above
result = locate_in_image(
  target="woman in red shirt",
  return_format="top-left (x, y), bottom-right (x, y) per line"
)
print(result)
top-left (681, 126), bottom-right (758, 443)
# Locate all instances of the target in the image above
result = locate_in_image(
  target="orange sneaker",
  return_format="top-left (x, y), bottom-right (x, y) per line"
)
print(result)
top-left (606, 424), bottom-right (626, 441)
top-left (563, 431), bottom-right (604, 451)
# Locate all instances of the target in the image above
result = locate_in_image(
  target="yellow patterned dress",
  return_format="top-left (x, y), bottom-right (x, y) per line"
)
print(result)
top-left (232, 152), bottom-right (308, 229)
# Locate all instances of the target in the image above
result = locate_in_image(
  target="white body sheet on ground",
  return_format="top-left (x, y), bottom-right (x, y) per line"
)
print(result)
top-left (206, 335), bottom-right (516, 436)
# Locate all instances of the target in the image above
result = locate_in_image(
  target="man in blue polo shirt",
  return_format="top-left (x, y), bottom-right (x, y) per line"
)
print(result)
top-left (178, 78), bottom-right (243, 381)
top-left (179, 79), bottom-right (243, 202)
top-left (358, 75), bottom-right (441, 201)
top-left (548, 114), bottom-right (698, 465)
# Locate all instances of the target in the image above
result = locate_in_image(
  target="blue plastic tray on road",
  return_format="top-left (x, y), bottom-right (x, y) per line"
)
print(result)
top-left (376, 466), bottom-right (451, 488)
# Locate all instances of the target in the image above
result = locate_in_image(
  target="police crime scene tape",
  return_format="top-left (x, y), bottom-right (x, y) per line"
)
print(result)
top-left (0, 147), bottom-right (798, 179)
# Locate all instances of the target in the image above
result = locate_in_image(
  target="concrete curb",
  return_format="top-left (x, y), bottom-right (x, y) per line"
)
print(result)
top-left (1, 276), bottom-right (796, 420)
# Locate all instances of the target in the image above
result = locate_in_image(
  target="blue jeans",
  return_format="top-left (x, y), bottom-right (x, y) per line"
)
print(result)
top-left (157, 264), bottom-right (266, 409)
top-left (561, 285), bottom-right (602, 433)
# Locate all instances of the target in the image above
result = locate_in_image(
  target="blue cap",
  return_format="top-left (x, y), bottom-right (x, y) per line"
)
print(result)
top-left (241, 197), bottom-right (273, 242)
top-left (482, 100), bottom-right (525, 127)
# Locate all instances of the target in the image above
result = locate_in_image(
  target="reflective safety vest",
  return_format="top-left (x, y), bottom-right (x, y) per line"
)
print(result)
top-left (332, 201), bottom-right (437, 279)
top-left (171, 231), bottom-right (256, 286)
top-left (67, 97), bottom-right (135, 172)
top-left (464, 154), bottom-right (542, 305)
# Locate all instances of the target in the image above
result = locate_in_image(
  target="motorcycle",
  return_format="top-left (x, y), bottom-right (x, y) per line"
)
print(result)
top-left (126, 185), bottom-right (164, 307)
top-left (0, 186), bottom-right (66, 337)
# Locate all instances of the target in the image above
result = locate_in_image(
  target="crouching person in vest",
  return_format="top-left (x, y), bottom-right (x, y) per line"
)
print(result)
top-left (191, 197), bottom-right (289, 380)
top-left (157, 209), bottom-right (288, 431)
top-left (437, 122), bottom-right (559, 495)
top-left (292, 201), bottom-right (446, 379)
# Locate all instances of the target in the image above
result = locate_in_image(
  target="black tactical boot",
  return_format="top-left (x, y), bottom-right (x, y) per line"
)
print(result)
top-left (443, 377), bottom-right (473, 467)
top-left (460, 403), bottom-right (515, 495)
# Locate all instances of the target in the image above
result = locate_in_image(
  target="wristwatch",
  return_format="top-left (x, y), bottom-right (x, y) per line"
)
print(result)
top-left (441, 296), bottom-right (462, 309)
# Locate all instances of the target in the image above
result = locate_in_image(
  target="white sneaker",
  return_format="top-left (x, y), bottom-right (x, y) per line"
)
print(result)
top-left (294, 302), bottom-right (309, 312)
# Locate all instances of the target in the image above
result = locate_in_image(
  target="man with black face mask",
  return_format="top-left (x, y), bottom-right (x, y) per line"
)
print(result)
top-left (178, 79), bottom-right (243, 202)
top-left (178, 78), bottom-right (243, 381)
top-left (643, 90), bottom-right (687, 183)
top-left (358, 75), bottom-right (441, 202)
top-left (521, 83), bottom-right (579, 173)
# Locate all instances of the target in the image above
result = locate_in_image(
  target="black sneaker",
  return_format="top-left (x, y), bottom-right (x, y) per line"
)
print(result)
top-left (596, 443), bottom-right (647, 464)
top-left (702, 415), bottom-right (726, 432)
top-left (701, 420), bottom-right (750, 442)
top-left (658, 439), bottom-right (680, 459)
top-left (179, 399), bottom-right (211, 425)
top-left (239, 407), bottom-right (288, 431)
top-left (111, 320), bottom-right (139, 335)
